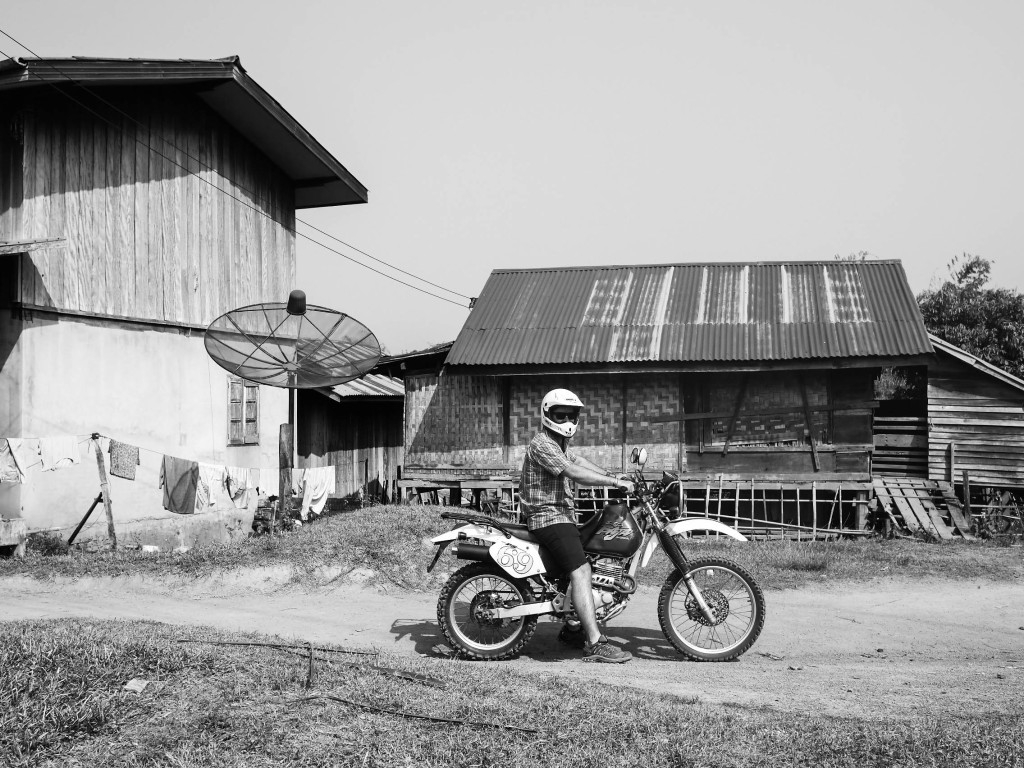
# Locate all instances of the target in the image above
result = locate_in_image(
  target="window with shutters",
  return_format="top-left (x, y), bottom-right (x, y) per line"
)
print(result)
top-left (228, 377), bottom-right (260, 445)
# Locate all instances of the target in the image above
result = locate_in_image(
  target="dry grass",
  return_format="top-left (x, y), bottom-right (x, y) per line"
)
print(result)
top-left (3, 506), bottom-right (1022, 593)
top-left (3, 618), bottom-right (1023, 768)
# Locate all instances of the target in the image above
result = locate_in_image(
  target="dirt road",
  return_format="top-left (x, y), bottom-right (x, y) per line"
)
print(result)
top-left (3, 571), bottom-right (1022, 720)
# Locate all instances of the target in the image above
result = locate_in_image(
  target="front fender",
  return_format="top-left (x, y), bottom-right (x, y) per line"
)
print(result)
top-left (640, 518), bottom-right (747, 567)
top-left (665, 518), bottom-right (748, 542)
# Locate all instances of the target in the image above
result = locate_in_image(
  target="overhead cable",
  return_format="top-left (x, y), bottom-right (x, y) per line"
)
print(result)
top-left (0, 30), bottom-right (473, 308)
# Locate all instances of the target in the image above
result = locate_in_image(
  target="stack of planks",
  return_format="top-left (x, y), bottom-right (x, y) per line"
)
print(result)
top-left (872, 416), bottom-right (928, 477)
top-left (872, 477), bottom-right (975, 540)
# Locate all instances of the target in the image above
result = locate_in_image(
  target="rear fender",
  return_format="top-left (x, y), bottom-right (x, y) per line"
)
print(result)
top-left (430, 524), bottom-right (547, 579)
top-left (640, 519), bottom-right (747, 567)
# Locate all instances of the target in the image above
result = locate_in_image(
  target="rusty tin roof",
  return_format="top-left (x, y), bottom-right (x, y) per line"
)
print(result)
top-left (447, 260), bottom-right (932, 367)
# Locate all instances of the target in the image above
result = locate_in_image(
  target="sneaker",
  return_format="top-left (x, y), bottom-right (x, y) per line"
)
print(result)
top-left (558, 624), bottom-right (587, 648)
top-left (583, 635), bottom-right (632, 664)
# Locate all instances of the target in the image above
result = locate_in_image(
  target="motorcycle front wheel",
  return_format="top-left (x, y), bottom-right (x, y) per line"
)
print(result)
top-left (437, 563), bottom-right (538, 660)
top-left (658, 557), bottom-right (765, 662)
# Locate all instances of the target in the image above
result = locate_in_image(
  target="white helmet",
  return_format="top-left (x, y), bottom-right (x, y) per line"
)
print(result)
top-left (541, 388), bottom-right (584, 438)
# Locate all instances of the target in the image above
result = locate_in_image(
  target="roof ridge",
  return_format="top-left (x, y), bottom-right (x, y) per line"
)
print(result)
top-left (490, 259), bottom-right (903, 274)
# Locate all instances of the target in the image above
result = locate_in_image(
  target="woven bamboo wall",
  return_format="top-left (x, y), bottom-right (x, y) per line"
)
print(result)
top-left (626, 374), bottom-right (683, 470)
top-left (708, 372), bottom-right (830, 446)
top-left (405, 373), bottom-right (503, 467)
top-left (508, 375), bottom-right (626, 470)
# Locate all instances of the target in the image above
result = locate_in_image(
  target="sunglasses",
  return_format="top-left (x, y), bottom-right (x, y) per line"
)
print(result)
top-left (549, 410), bottom-right (580, 424)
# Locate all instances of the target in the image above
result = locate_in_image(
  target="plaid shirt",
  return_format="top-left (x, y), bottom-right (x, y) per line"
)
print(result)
top-left (520, 432), bottom-right (578, 530)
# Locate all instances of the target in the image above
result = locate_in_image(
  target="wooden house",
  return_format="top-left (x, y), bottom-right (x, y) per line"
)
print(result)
top-left (399, 261), bottom-right (935, 535)
top-left (0, 56), bottom-right (367, 547)
top-left (926, 334), bottom-right (1024, 494)
top-left (299, 373), bottom-right (404, 506)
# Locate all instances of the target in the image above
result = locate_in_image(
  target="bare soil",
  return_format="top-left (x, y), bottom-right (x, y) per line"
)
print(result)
top-left (2, 572), bottom-right (1022, 720)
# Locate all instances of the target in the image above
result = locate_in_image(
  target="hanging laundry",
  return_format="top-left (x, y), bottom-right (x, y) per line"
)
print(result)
top-left (0, 438), bottom-right (30, 484)
top-left (39, 436), bottom-right (83, 471)
top-left (298, 466), bottom-right (336, 520)
top-left (108, 439), bottom-right (141, 481)
top-left (159, 455), bottom-right (199, 515)
top-left (195, 463), bottom-right (226, 512)
top-left (224, 466), bottom-right (254, 509)
top-left (255, 468), bottom-right (280, 499)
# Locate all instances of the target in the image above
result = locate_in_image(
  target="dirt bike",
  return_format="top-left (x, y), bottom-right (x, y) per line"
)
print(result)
top-left (428, 447), bottom-right (766, 661)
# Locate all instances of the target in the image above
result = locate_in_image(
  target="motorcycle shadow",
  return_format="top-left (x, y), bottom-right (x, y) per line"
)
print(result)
top-left (389, 618), bottom-right (692, 663)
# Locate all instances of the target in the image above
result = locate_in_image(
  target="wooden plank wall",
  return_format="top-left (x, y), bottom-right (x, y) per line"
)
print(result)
top-left (4, 93), bottom-right (295, 326)
top-left (298, 390), bottom-right (404, 501)
top-left (928, 354), bottom-right (1024, 488)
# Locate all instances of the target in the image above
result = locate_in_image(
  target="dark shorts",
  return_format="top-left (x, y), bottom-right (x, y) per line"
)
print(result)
top-left (532, 522), bottom-right (587, 575)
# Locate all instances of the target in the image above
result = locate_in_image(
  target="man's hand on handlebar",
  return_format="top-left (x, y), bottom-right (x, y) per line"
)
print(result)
top-left (612, 475), bottom-right (635, 495)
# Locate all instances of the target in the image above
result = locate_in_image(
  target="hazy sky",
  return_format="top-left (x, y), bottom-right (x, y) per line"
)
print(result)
top-left (5, 1), bottom-right (1023, 353)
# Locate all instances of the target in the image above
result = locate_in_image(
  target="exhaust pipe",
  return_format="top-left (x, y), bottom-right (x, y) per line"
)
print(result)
top-left (454, 542), bottom-right (491, 561)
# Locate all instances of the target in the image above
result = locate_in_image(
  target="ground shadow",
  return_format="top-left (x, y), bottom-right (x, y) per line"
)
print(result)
top-left (390, 615), bottom-right (697, 663)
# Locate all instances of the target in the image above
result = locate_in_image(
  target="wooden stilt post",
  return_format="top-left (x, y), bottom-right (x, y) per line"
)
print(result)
top-left (90, 434), bottom-right (116, 550)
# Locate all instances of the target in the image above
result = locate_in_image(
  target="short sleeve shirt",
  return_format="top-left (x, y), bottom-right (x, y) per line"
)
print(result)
top-left (520, 432), bottom-right (578, 530)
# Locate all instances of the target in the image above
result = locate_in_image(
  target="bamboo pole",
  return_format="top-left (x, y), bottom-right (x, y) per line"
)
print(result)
top-left (90, 434), bottom-right (116, 550)
top-left (812, 481), bottom-right (817, 540)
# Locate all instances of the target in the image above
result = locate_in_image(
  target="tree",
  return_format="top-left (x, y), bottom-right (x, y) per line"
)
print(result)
top-left (917, 254), bottom-right (1024, 379)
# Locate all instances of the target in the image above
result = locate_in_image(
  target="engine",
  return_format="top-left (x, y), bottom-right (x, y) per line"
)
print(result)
top-left (590, 556), bottom-right (637, 595)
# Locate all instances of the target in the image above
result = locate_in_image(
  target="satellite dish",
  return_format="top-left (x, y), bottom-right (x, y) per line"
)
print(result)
top-left (204, 290), bottom-right (381, 388)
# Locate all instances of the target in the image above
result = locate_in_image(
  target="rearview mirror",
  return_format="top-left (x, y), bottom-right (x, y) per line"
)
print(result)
top-left (629, 447), bottom-right (648, 466)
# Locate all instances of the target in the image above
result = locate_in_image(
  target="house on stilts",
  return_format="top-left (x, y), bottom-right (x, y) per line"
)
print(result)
top-left (398, 260), bottom-right (940, 539)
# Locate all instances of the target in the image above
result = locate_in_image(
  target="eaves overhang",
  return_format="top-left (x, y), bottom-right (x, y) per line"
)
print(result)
top-left (0, 56), bottom-right (367, 209)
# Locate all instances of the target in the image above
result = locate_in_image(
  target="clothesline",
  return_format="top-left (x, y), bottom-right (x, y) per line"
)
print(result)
top-left (0, 433), bottom-right (338, 522)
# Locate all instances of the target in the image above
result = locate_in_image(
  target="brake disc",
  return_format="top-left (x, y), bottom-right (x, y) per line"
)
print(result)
top-left (685, 589), bottom-right (730, 626)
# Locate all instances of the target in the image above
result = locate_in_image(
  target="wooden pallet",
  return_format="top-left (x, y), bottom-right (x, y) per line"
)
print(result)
top-left (872, 477), bottom-right (976, 540)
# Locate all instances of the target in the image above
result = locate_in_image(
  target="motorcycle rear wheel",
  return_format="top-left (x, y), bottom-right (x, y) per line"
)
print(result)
top-left (437, 563), bottom-right (538, 660)
top-left (658, 557), bottom-right (765, 662)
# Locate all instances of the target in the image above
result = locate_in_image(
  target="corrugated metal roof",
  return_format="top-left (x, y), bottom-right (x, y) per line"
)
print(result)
top-left (0, 56), bottom-right (367, 208)
top-left (928, 333), bottom-right (1024, 393)
top-left (329, 373), bottom-right (404, 398)
top-left (447, 261), bottom-right (933, 366)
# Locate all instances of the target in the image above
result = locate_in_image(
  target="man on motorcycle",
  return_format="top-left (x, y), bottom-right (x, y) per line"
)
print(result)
top-left (520, 388), bottom-right (635, 663)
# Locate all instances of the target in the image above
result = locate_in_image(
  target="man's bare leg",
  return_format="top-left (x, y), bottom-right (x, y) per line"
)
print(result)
top-left (568, 561), bottom-right (602, 645)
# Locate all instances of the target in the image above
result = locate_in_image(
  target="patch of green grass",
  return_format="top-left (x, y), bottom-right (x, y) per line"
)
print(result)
top-left (2, 618), bottom-right (1022, 767)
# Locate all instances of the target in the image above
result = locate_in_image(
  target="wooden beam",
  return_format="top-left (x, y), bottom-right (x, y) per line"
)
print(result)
top-left (650, 402), bottom-right (878, 424)
top-left (721, 374), bottom-right (749, 457)
top-left (798, 374), bottom-right (820, 471)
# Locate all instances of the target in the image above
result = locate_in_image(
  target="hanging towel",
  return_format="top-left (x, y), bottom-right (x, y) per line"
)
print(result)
top-left (299, 466), bottom-right (336, 520)
top-left (195, 463), bottom-right (225, 512)
top-left (255, 468), bottom-right (280, 499)
top-left (39, 436), bottom-right (82, 471)
top-left (108, 439), bottom-right (141, 481)
top-left (160, 455), bottom-right (199, 515)
top-left (225, 466), bottom-right (254, 509)
top-left (0, 438), bottom-right (29, 484)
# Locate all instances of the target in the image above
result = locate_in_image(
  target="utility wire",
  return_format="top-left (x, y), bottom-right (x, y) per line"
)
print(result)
top-left (0, 30), bottom-right (473, 307)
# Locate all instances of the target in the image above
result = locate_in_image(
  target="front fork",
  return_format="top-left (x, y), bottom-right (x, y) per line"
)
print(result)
top-left (655, 524), bottom-right (718, 624)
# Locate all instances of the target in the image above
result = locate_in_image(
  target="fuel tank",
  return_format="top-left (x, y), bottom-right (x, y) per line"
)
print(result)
top-left (580, 502), bottom-right (643, 557)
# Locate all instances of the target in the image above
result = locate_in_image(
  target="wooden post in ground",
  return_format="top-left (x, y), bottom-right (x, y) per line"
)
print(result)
top-left (962, 469), bottom-right (972, 521)
top-left (90, 435), bottom-right (116, 550)
top-left (279, 423), bottom-right (294, 532)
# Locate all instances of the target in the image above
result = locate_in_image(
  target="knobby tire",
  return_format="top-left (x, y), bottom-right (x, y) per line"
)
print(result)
top-left (437, 562), bottom-right (538, 661)
top-left (658, 557), bottom-right (766, 662)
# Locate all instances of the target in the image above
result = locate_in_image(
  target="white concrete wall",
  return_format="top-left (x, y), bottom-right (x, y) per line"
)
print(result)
top-left (0, 312), bottom-right (289, 548)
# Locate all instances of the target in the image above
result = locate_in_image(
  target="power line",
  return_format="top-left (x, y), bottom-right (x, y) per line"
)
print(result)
top-left (0, 31), bottom-right (473, 308)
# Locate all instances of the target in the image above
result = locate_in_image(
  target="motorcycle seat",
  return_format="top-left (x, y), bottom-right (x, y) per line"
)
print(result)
top-left (497, 521), bottom-right (539, 543)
